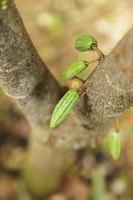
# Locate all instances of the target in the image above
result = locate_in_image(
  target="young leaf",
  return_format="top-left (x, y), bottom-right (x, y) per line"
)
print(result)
top-left (75, 34), bottom-right (97, 52)
top-left (108, 131), bottom-right (121, 160)
top-left (63, 60), bottom-right (88, 80)
top-left (50, 89), bottom-right (79, 128)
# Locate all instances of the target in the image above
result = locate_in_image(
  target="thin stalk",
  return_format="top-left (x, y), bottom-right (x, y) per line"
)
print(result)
top-left (92, 45), bottom-right (105, 60)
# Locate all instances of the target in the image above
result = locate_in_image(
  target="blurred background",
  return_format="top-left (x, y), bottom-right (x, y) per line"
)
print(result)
top-left (0, 0), bottom-right (133, 199)
top-left (14, 0), bottom-right (133, 83)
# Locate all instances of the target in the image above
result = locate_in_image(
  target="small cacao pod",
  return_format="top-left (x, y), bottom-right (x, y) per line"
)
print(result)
top-left (108, 131), bottom-right (121, 160)
top-left (63, 60), bottom-right (88, 80)
top-left (50, 89), bottom-right (79, 128)
top-left (75, 34), bottom-right (97, 52)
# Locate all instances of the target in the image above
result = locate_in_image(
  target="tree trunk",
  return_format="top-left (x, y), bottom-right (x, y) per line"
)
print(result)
top-left (0, 0), bottom-right (133, 198)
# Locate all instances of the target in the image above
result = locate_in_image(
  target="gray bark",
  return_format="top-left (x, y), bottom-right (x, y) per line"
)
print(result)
top-left (0, 0), bottom-right (61, 130)
top-left (76, 29), bottom-right (133, 130)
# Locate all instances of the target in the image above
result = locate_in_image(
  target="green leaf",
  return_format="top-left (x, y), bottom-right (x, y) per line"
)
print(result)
top-left (63, 60), bottom-right (88, 80)
top-left (75, 34), bottom-right (97, 52)
top-left (50, 89), bottom-right (79, 128)
top-left (108, 131), bottom-right (121, 160)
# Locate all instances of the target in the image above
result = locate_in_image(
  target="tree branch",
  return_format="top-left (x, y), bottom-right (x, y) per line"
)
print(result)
top-left (0, 2), bottom-right (64, 196)
top-left (0, 0), bottom-right (61, 129)
top-left (75, 28), bottom-right (133, 131)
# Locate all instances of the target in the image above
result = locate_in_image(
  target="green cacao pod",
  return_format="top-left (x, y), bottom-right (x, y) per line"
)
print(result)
top-left (50, 89), bottom-right (79, 128)
top-left (108, 131), bottom-right (121, 160)
top-left (75, 34), bottom-right (97, 52)
top-left (63, 60), bottom-right (88, 80)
